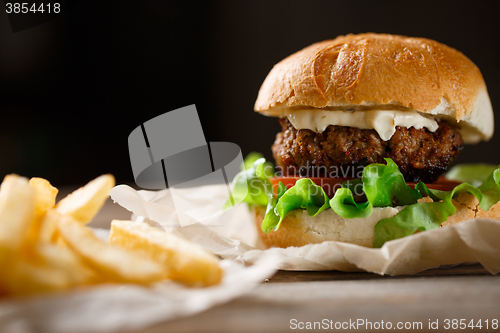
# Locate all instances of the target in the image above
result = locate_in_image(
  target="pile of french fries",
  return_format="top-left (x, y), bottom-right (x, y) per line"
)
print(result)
top-left (0, 174), bottom-right (222, 297)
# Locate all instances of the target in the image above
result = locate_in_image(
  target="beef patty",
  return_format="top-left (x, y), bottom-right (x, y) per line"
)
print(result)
top-left (272, 118), bottom-right (464, 183)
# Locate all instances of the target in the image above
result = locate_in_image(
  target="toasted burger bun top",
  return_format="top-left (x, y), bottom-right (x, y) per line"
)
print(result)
top-left (255, 33), bottom-right (493, 144)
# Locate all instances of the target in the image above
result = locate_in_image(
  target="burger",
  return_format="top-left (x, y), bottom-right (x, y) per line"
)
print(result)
top-left (228, 33), bottom-right (500, 249)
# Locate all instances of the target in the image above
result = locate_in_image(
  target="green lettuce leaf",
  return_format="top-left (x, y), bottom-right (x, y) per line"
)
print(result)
top-left (372, 201), bottom-right (456, 248)
top-left (223, 155), bottom-right (273, 210)
top-left (341, 178), bottom-right (364, 196)
top-left (330, 158), bottom-right (421, 218)
top-left (373, 166), bottom-right (500, 248)
top-left (478, 167), bottom-right (500, 209)
top-left (241, 152), bottom-right (266, 171)
top-left (363, 158), bottom-right (421, 207)
top-left (445, 163), bottom-right (498, 187)
top-left (261, 182), bottom-right (286, 233)
top-left (330, 188), bottom-right (373, 218)
top-left (262, 179), bottom-right (330, 233)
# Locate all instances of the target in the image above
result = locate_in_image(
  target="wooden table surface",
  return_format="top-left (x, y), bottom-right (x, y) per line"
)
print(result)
top-left (89, 197), bottom-right (500, 333)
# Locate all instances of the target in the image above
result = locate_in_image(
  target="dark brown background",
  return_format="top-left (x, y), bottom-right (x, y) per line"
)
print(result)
top-left (1, 1), bottom-right (499, 187)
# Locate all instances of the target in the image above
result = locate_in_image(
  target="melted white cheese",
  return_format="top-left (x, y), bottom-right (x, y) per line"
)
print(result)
top-left (286, 109), bottom-right (439, 141)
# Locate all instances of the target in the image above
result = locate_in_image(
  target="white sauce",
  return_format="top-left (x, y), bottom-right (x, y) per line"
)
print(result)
top-left (286, 109), bottom-right (439, 141)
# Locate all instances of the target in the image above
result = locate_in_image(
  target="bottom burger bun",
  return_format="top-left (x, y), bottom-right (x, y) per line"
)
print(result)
top-left (254, 193), bottom-right (500, 249)
top-left (441, 192), bottom-right (500, 227)
top-left (254, 205), bottom-right (404, 248)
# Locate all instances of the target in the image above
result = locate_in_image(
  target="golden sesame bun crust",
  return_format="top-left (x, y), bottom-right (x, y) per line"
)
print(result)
top-left (255, 33), bottom-right (493, 143)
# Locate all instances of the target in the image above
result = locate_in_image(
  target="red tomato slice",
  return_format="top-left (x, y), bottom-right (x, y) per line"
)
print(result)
top-left (270, 177), bottom-right (354, 199)
top-left (270, 176), bottom-right (461, 199)
top-left (406, 178), bottom-right (462, 192)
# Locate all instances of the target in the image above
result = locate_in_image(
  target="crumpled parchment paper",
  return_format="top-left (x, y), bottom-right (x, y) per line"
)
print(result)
top-left (110, 184), bottom-right (500, 276)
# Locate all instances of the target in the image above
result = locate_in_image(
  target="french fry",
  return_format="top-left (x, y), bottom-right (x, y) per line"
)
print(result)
top-left (35, 243), bottom-right (97, 285)
top-left (26, 178), bottom-right (58, 245)
top-left (55, 212), bottom-right (164, 283)
top-left (110, 220), bottom-right (222, 287)
top-left (0, 247), bottom-right (15, 289)
top-left (29, 178), bottom-right (58, 220)
top-left (0, 173), bottom-right (223, 298)
top-left (2, 258), bottom-right (73, 296)
top-left (0, 175), bottom-right (35, 251)
top-left (55, 174), bottom-right (115, 224)
top-left (38, 213), bottom-right (60, 244)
